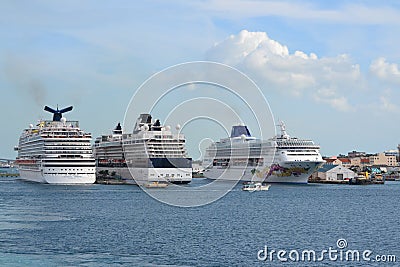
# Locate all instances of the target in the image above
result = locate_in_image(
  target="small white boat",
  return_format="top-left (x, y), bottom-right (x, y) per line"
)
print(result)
top-left (143, 181), bottom-right (169, 188)
top-left (242, 182), bottom-right (271, 192)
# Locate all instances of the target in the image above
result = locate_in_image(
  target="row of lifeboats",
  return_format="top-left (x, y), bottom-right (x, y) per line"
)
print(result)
top-left (15, 159), bottom-right (37, 165)
top-left (98, 159), bottom-right (126, 164)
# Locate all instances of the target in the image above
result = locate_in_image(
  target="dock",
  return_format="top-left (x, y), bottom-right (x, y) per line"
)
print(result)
top-left (308, 179), bottom-right (349, 184)
top-left (95, 177), bottom-right (132, 185)
top-left (0, 173), bottom-right (19, 177)
top-left (308, 178), bottom-right (384, 185)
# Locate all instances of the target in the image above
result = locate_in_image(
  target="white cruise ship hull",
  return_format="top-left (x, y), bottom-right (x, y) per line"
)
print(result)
top-left (204, 161), bottom-right (323, 184)
top-left (19, 168), bottom-right (95, 184)
top-left (19, 169), bottom-right (45, 183)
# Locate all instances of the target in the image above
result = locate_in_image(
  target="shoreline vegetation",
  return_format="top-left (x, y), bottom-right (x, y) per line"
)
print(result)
top-left (95, 170), bottom-right (132, 185)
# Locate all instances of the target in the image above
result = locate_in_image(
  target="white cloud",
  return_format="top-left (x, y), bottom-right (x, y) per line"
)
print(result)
top-left (368, 59), bottom-right (400, 112)
top-left (370, 57), bottom-right (400, 83)
top-left (376, 89), bottom-right (399, 113)
top-left (207, 30), bottom-right (289, 66)
top-left (314, 88), bottom-right (353, 112)
top-left (206, 30), bottom-right (361, 110)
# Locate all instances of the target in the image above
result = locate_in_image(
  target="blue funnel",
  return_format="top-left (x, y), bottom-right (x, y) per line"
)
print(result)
top-left (44, 105), bottom-right (73, 121)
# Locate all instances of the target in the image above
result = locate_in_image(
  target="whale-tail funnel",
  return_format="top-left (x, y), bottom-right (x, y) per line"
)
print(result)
top-left (44, 105), bottom-right (73, 121)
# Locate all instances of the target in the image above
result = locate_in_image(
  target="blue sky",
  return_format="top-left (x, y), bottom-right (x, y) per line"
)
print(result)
top-left (1, 0), bottom-right (400, 159)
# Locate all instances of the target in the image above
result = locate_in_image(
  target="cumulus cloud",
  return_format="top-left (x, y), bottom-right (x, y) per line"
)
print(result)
top-left (206, 30), bottom-right (361, 111)
top-left (207, 31), bottom-right (289, 66)
top-left (314, 88), bottom-right (353, 112)
top-left (377, 89), bottom-right (399, 113)
top-left (370, 57), bottom-right (400, 83)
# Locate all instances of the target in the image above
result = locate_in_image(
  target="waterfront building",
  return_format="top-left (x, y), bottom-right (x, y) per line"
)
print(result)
top-left (361, 158), bottom-right (370, 167)
top-left (350, 157), bottom-right (370, 168)
top-left (310, 165), bottom-right (355, 181)
top-left (369, 152), bottom-right (397, 167)
top-left (323, 157), bottom-right (342, 165)
top-left (348, 150), bottom-right (366, 158)
top-left (337, 158), bottom-right (351, 168)
top-left (384, 150), bottom-right (399, 165)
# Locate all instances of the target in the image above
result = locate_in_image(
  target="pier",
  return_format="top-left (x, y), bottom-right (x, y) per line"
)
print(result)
top-left (0, 173), bottom-right (19, 177)
top-left (95, 178), bottom-right (131, 185)
top-left (308, 178), bottom-right (384, 185)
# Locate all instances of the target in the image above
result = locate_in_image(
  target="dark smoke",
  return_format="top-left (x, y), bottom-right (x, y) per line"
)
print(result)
top-left (29, 79), bottom-right (47, 106)
top-left (4, 54), bottom-right (47, 106)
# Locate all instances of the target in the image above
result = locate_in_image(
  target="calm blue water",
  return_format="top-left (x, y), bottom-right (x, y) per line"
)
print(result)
top-left (1, 177), bottom-right (399, 266)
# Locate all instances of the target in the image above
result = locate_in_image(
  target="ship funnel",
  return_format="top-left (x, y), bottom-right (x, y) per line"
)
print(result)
top-left (230, 125), bottom-right (251, 138)
top-left (44, 105), bottom-right (73, 121)
top-left (113, 122), bottom-right (123, 135)
top-left (133, 113), bottom-right (152, 133)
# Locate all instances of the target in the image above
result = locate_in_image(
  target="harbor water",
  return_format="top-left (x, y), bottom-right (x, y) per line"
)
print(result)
top-left (1, 177), bottom-right (399, 266)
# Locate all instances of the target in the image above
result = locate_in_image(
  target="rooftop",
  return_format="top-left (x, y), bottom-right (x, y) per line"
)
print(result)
top-left (317, 164), bottom-right (337, 172)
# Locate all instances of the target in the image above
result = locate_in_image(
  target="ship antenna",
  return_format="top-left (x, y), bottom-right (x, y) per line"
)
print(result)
top-left (278, 121), bottom-right (290, 139)
top-left (44, 105), bottom-right (73, 121)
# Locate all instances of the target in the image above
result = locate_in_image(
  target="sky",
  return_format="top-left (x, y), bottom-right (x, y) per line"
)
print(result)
top-left (1, 0), bottom-right (400, 159)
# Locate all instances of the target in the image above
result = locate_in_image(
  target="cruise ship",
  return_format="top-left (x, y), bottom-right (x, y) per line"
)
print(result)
top-left (15, 106), bottom-right (95, 184)
top-left (202, 122), bottom-right (324, 184)
top-left (93, 115), bottom-right (192, 185)
top-left (122, 114), bottom-right (192, 185)
top-left (93, 123), bottom-right (134, 182)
